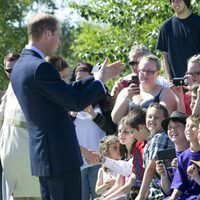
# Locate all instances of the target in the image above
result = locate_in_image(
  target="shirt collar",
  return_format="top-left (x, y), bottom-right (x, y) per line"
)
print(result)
top-left (25, 44), bottom-right (45, 59)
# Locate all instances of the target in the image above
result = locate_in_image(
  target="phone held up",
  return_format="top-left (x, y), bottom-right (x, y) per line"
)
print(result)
top-left (122, 75), bottom-right (139, 88)
top-left (172, 77), bottom-right (187, 86)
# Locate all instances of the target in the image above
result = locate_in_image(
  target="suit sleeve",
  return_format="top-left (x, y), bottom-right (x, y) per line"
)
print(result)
top-left (34, 62), bottom-right (106, 111)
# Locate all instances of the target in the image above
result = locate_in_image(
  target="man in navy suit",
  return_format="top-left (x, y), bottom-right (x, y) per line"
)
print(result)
top-left (11, 13), bottom-right (124, 200)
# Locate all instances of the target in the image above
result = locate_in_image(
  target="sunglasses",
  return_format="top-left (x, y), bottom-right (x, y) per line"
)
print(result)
top-left (129, 61), bottom-right (139, 66)
top-left (5, 69), bottom-right (12, 73)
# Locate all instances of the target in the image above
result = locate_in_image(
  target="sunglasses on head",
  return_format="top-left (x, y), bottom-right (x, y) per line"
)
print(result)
top-left (5, 69), bottom-right (12, 73)
top-left (129, 61), bottom-right (139, 66)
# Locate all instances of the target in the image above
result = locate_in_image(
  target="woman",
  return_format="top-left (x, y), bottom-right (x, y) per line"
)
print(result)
top-left (112, 54), bottom-right (177, 124)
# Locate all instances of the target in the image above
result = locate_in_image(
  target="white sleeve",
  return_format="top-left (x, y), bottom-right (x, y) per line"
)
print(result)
top-left (104, 157), bottom-right (133, 177)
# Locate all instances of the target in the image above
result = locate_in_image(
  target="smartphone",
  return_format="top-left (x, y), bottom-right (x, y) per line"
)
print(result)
top-left (131, 75), bottom-right (139, 86)
top-left (122, 75), bottom-right (139, 88)
top-left (172, 77), bottom-right (185, 86)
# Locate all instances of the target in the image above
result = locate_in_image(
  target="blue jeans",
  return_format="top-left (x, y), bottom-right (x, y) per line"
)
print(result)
top-left (81, 165), bottom-right (100, 200)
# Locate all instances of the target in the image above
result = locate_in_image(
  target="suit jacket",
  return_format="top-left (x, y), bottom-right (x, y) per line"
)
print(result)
top-left (11, 49), bottom-right (105, 177)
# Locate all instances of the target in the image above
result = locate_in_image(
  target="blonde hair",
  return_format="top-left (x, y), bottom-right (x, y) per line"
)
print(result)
top-left (188, 54), bottom-right (200, 67)
top-left (99, 135), bottom-right (119, 157)
top-left (139, 54), bottom-right (161, 70)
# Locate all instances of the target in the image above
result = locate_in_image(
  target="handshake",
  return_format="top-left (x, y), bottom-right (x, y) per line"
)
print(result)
top-left (81, 147), bottom-right (105, 164)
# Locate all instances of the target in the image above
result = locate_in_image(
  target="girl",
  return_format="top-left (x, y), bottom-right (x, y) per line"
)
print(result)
top-left (96, 117), bottom-right (136, 200)
top-left (95, 135), bottom-right (121, 196)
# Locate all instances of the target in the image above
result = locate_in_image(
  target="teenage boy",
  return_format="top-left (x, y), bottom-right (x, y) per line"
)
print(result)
top-left (156, 0), bottom-right (200, 80)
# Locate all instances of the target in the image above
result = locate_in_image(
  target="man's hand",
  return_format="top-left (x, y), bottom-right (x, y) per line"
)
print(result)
top-left (94, 58), bottom-right (125, 83)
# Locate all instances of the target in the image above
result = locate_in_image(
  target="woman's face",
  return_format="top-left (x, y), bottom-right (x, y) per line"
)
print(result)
top-left (187, 62), bottom-right (200, 84)
top-left (138, 59), bottom-right (159, 87)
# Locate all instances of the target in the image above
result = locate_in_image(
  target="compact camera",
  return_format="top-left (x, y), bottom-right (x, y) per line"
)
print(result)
top-left (122, 75), bottom-right (139, 87)
top-left (172, 77), bottom-right (186, 86)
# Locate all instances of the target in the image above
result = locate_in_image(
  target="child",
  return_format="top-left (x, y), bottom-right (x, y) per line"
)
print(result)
top-left (169, 115), bottom-right (200, 200)
top-left (95, 135), bottom-right (121, 196)
top-left (135, 103), bottom-right (174, 200)
top-left (96, 117), bottom-right (136, 200)
top-left (156, 111), bottom-right (189, 197)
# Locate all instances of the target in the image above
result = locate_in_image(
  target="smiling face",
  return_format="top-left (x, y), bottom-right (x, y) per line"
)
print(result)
top-left (167, 120), bottom-right (186, 144)
top-left (118, 123), bottom-right (135, 147)
top-left (185, 118), bottom-right (199, 143)
top-left (146, 107), bottom-right (165, 134)
top-left (171, 0), bottom-right (189, 17)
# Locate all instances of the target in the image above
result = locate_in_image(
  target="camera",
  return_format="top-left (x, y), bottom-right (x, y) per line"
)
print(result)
top-left (122, 75), bottom-right (139, 87)
top-left (157, 148), bottom-right (176, 169)
top-left (172, 77), bottom-right (186, 86)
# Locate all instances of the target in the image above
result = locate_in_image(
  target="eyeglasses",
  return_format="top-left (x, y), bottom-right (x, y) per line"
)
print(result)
top-left (5, 69), bottom-right (12, 73)
top-left (138, 69), bottom-right (158, 75)
top-left (168, 124), bottom-right (185, 131)
top-left (185, 71), bottom-right (200, 77)
top-left (129, 61), bottom-right (139, 66)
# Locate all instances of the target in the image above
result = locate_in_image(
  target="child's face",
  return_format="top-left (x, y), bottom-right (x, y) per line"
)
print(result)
top-left (118, 124), bottom-right (135, 146)
top-left (128, 124), bottom-right (150, 141)
top-left (146, 107), bottom-right (165, 134)
top-left (185, 118), bottom-right (199, 142)
top-left (108, 143), bottom-right (121, 160)
top-left (167, 120), bottom-right (186, 144)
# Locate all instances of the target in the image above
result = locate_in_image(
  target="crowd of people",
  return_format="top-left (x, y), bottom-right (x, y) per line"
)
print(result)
top-left (0, 0), bottom-right (200, 199)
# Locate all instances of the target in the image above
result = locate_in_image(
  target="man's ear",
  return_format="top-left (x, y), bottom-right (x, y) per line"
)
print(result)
top-left (44, 29), bottom-right (51, 40)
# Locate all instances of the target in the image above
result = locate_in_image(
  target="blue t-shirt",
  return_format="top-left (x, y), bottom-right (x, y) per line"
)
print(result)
top-left (171, 148), bottom-right (200, 199)
top-left (156, 13), bottom-right (200, 78)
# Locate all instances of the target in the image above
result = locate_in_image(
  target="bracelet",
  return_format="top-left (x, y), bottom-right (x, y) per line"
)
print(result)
top-left (123, 95), bottom-right (132, 102)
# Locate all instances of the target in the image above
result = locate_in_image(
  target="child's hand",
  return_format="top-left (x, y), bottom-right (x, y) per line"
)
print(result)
top-left (156, 160), bottom-right (167, 177)
top-left (104, 177), bottom-right (116, 188)
top-left (187, 164), bottom-right (199, 178)
top-left (171, 158), bottom-right (178, 169)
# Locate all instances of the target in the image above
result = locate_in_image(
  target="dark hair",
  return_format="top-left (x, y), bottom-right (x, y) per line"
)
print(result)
top-left (118, 117), bottom-right (136, 160)
top-left (170, 0), bottom-right (191, 8)
top-left (69, 62), bottom-right (93, 82)
top-left (125, 107), bottom-right (146, 130)
top-left (147, 102), bottom-right (169, 118)
top-left (3, 53), bottom-right (20, 65)
top-left (28, 13), bottom-right (59, 41)
top-left (46, 56), bottom-right (69, 72)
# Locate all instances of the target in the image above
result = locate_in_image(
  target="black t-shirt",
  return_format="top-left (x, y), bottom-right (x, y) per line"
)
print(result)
top-left (156, 13), bottom-right (200, 78)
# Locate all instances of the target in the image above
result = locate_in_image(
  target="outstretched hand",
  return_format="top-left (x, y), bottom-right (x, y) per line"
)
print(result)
top-left (94, 58), bottom-right (125, 83)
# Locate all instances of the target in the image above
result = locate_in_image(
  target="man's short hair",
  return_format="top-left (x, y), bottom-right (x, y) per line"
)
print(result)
top-left (125, 107), bottom-right (146, 130)
top-left (28, 13), bottom-right (59, 41)
top-left (3, 53), bottom-right (20, 66)
top-left (128, 44), bottom-right (150, 61)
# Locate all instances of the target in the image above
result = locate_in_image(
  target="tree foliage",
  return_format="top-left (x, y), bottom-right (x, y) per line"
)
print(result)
top-left (0, 0), bottom-right (56, 90)
top-left (68, 0), bottom-right (200, 89)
